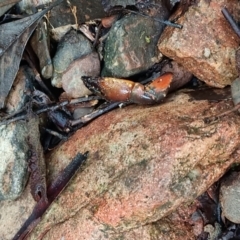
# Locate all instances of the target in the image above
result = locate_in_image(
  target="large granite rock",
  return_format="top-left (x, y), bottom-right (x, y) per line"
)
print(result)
top-left (158, 0), bottom-right (240, 88)
top-left (25, 90), bottom-right (240, 239)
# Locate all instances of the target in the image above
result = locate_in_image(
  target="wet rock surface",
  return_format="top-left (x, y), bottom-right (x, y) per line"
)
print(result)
top-left (51, 30), bottom-right (93, 88)
top-left (220, 172), bottom-right (240, 224)
top-left (0, 122), bottom-right (29, 200)
top-left (1, 1), bottom-right (240, 239)
top-left (158, 0), bottom-right (240, 88)
top-left (16, 91), bottom-right (239, 239)
top-left (102, 12), bottom-right (167, 77)
top-left (0, 66), bottom-right (32, 200)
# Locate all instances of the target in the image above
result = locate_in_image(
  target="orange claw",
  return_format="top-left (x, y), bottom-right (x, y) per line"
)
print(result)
top-left (82, 73), bottom-right (173, 104)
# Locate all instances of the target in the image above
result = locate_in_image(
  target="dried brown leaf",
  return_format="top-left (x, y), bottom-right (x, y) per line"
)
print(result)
top-left (0, 0), bottom-right (63, 109)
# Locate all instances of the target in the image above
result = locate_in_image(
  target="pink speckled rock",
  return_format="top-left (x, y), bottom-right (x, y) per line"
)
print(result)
top-left (158, 0), bottom-right (240, 88)
top-left (24, 90), bottom-right (240, 240)
top-left (2, 91), bottom-right (240, 239)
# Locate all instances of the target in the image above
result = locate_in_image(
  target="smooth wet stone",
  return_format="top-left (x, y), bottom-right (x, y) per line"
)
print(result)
top-left (62, 52), bottom-right (100, 98)
top-left (51, 30), bottom-right (93, 88)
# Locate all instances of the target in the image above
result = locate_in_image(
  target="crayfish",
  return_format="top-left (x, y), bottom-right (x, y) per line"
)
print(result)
top-left (82, 73), bottom-right (173, 104)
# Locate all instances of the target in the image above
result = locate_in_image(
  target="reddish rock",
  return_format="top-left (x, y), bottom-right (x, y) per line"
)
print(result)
top-left (0, 184), bottom-right (35, 240)
top-left (25, 91), bottom-right (240, 239)
top-left (2, 91), bottom-right (240, 239)
top-left (158, 0), bottom-right (240, 88)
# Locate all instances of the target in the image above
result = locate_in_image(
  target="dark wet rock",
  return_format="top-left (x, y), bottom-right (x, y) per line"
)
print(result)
top-left (220, 171), bottom-right (240, 224)
top-left (62, 52), bottom-right (100, 98)
top-left (102, 12), bottom-right (168, 77)
top-left (17, 0), bottom-right (106, 25)
top-left (48, 0), bottom-right (106, 27)
top-left (51, 30), bottom-right (93, 88)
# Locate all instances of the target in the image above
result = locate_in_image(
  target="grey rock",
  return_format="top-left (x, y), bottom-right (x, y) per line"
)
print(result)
top-left (0, 66), bottom-right (34, 200)
top-left (48, 0), bottom-right (106, 28)
top-left (62, 52), bottom-right (100, 98)
top-left (220, 172), bottom-right (240, 223)
top-left (52, 30), bottom-right (93, 88)
top-left (102, 14), bottom-right (165, 78)
top-left (5, 66), bottom-right (33, 113)
top-left (0, 122), bottom-right (29, 200)
top-left (231, 78), bottom-right (240, 105)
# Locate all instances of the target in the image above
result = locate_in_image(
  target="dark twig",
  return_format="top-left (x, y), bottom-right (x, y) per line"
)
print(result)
top-left (43, 128), bottom-right (68, 140)
top-left (125, 9), bottom-right (183, 29)
top-left (12, 152), bottom-right (88, 240)
top-left (23, 50), bottom-right (56, 102)
top-left (71, 102), bottom-right (126, 126)
top-left (222, 7), bottom-right (240, 38)
top-left (0, 96), bottom-right (101, 126)
top-left (93, 23), bottom-right (103, 48)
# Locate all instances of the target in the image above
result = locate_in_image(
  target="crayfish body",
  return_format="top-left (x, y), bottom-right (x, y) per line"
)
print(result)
top-left (82, 73), bottom-right (173, 104)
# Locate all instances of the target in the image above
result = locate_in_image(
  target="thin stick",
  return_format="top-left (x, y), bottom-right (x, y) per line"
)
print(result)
top-left (71, 102), bottom-right (123, 126)
top-left (126, 9), bottom-right (183, 29)
top-left (0, 96), bottom-right (101, 126)
top-left (43, 128), bottom-right (68, 140)
top-left (222, 7), bottom-right (240, 38)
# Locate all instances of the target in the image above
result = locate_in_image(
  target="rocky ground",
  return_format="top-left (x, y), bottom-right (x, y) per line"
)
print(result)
top-left (0, 0), bottom-right (240, 239)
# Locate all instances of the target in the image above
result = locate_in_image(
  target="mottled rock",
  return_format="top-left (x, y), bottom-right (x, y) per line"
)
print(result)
top-left (158, 0), bottom-right (240, 88)
top-left (0, 184), bottom-right (35, 240)
top-left (102, 12), bottom-right (168, 77)
top-left (50, 24), bottom-right (78, 42)
top-left (5, 66), bottom-right (33, 113)
top-left (24, 91), bottom-right (240, 239)
top-left (0, 66), bottom-right (33, 200)
top-left (51, 30), bottom-right (93, 88)
top-left (48, 0), bottom-right (106, 27)
top-left (220, 172), bottom-right (240, 223)
top-left (231, 78), bottom-right (240, 105)
top-left (17, 0), bottom-right (106, 25)
top-left (62, 52), bottom-right (100, 98)
top-left (0, 122), bottom-right (29, 200)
